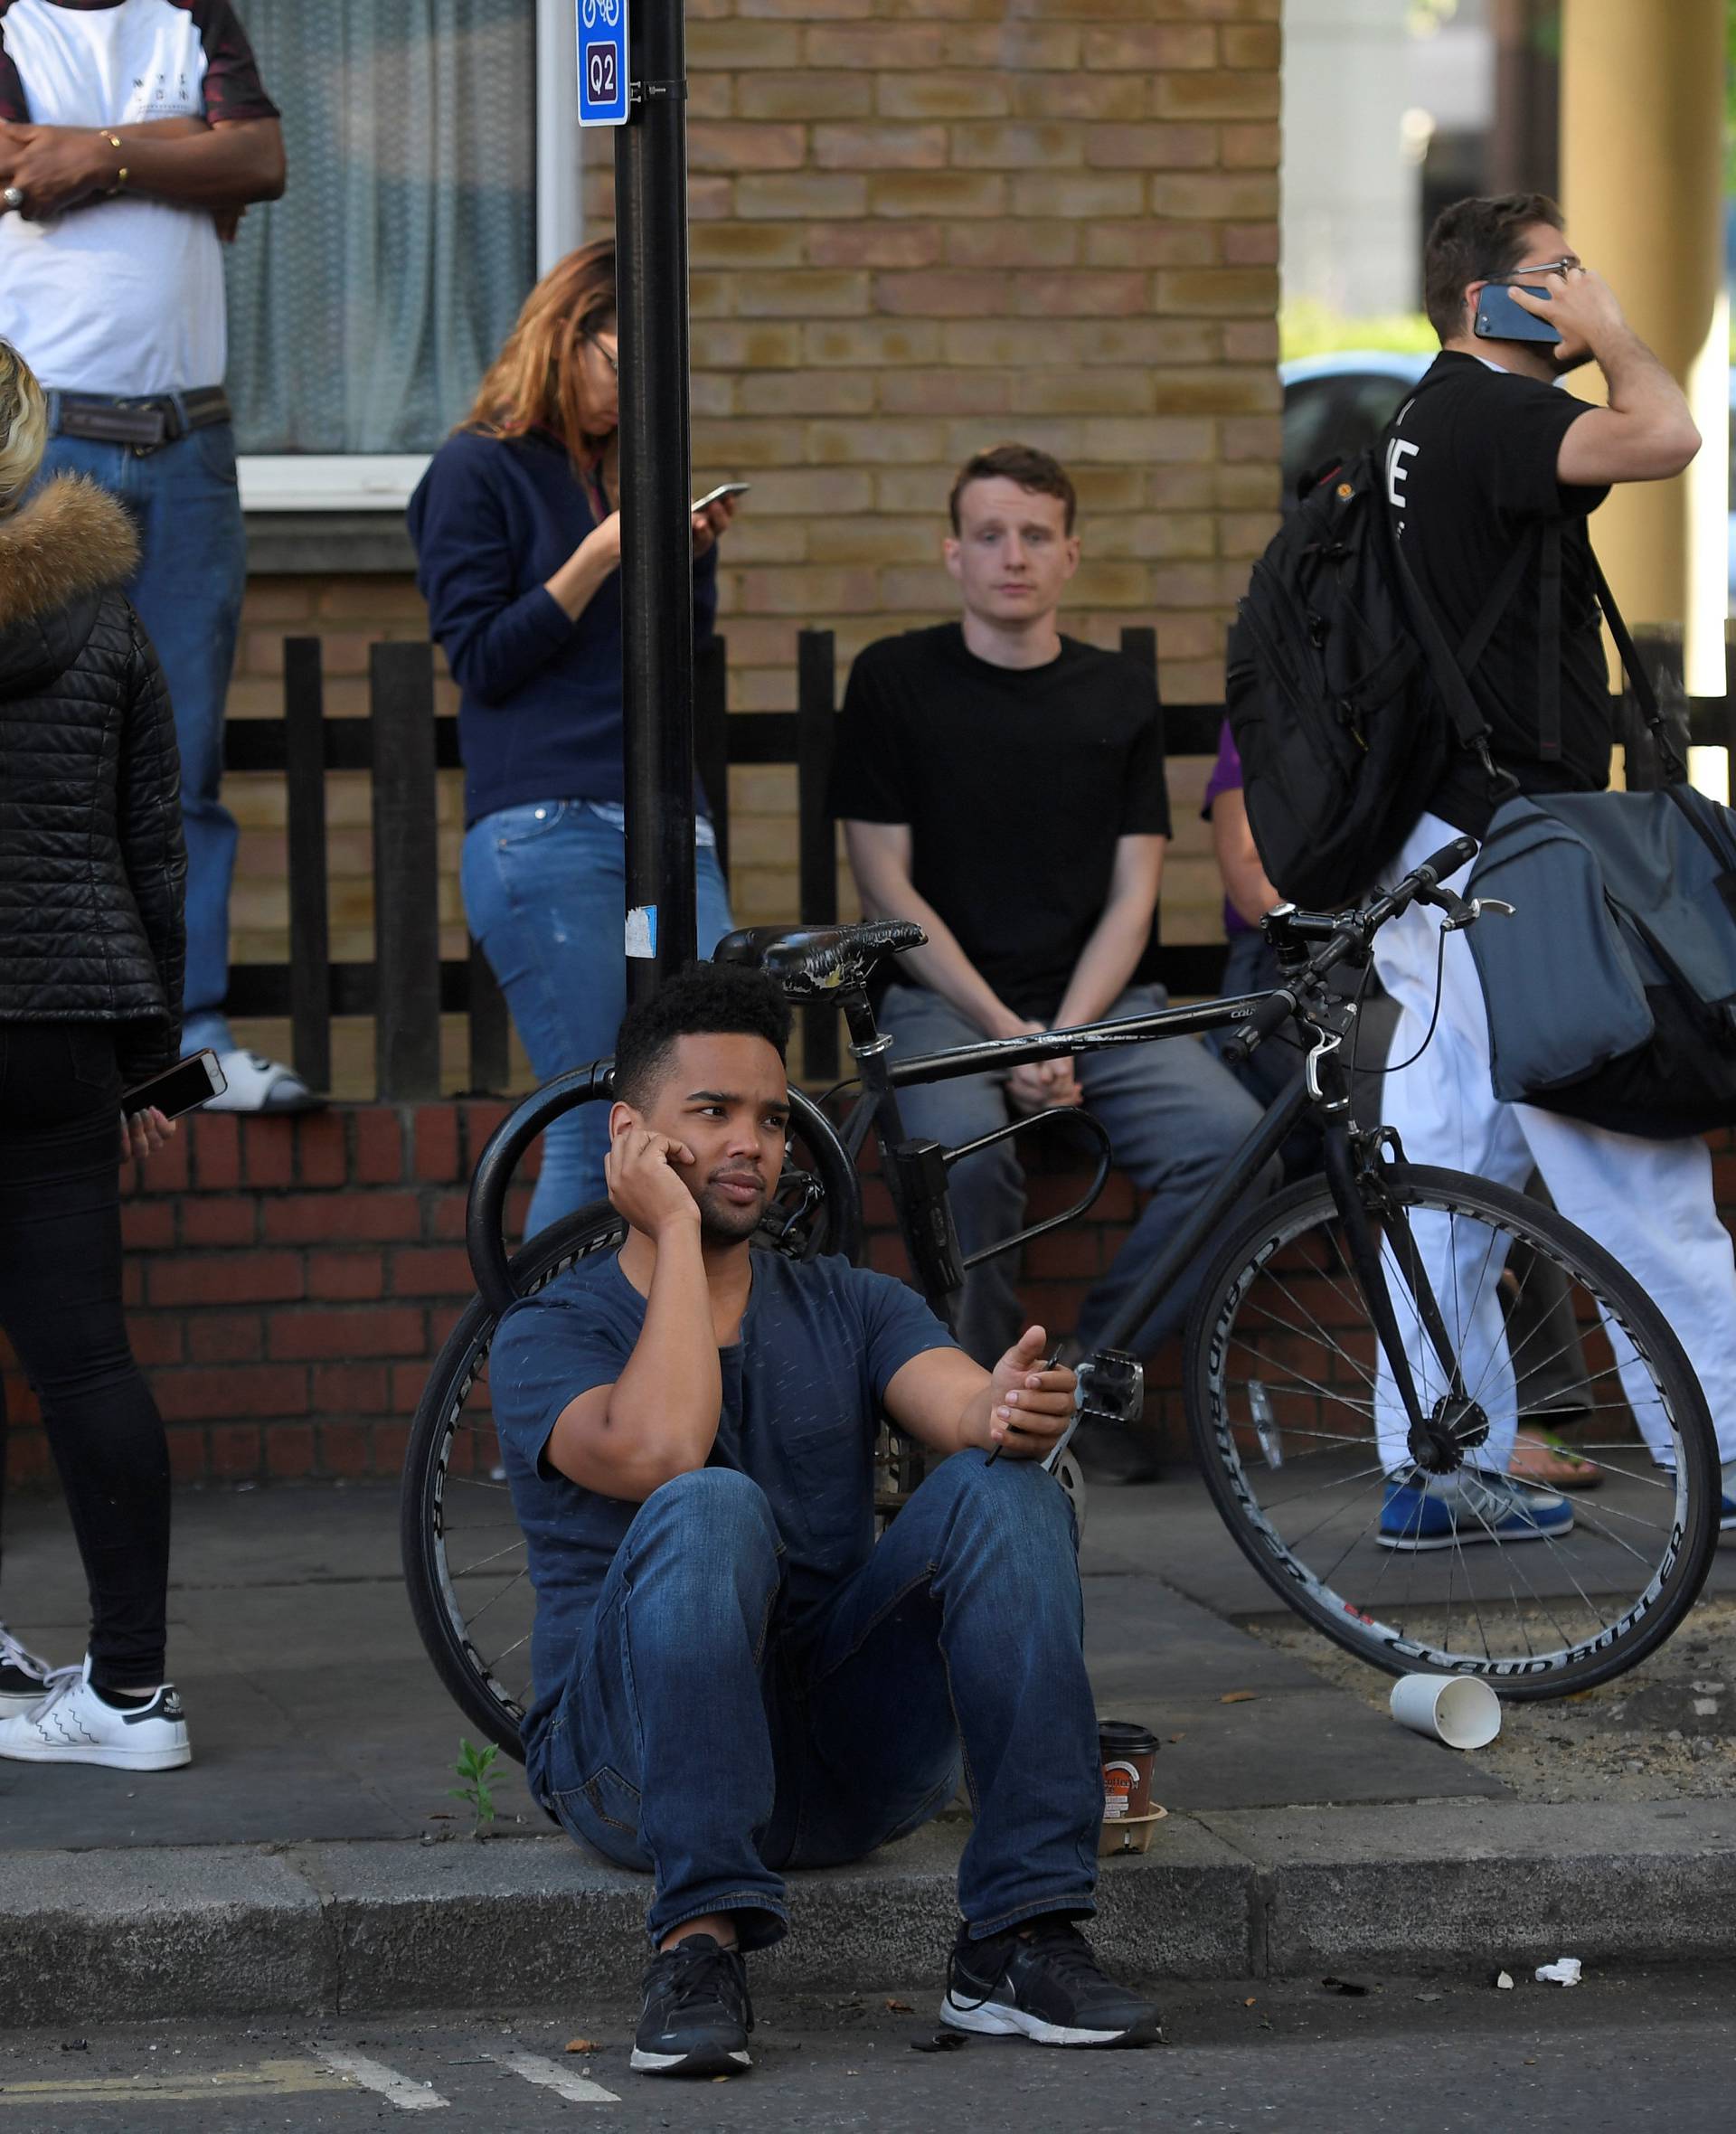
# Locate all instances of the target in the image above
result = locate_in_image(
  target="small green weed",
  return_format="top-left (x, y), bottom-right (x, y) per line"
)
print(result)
top-left (450, 1737), bottom-right (499, 1837)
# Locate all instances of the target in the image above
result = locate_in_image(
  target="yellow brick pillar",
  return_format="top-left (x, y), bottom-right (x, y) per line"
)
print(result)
top-left (1560, 0), bottom-right (1727, 693)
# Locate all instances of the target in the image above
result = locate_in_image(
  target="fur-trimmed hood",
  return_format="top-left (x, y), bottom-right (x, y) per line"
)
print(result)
top-left (0, 476), bottom-right (138, 630)
top-left (0, 477), bottom-right (139, 698)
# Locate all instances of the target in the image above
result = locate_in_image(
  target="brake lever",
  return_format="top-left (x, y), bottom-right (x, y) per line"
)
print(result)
top-left (1413, 882), bottom-right (1515, 933)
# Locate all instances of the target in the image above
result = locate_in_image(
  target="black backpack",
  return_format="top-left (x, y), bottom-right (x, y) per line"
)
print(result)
top-left (1225, 436), bottom-right (1528, 908)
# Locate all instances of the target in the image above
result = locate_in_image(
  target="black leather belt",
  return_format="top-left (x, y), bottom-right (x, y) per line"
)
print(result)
top-left (46, 386), bottom-right (231, 455)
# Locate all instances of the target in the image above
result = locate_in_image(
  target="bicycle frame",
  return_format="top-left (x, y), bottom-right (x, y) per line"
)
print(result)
top-left (824, 977), bottom-right (1317, 1348)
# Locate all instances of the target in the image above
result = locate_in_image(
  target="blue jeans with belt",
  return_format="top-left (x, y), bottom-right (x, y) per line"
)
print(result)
top-left (460, 799), bottom-right (734, 1236)
top-left (537, 1451), bottom-right (1101, 1952)
top-left (40, 419), bottom-right (246, 1056)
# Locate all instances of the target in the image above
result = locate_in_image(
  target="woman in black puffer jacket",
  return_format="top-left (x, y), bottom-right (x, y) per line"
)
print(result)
top-left (0, 340), bottom-right (193, 1772)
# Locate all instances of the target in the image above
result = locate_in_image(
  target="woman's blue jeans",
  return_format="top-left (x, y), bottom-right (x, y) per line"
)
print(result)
top-left (537, 1450), bottom-right (1102, 1953)
top-left (460, 800), bottom-right (734, 1235)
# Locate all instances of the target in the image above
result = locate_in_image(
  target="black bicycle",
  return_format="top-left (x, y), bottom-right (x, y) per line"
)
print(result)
top-left (402, 836), bottom-right (1722, 1755)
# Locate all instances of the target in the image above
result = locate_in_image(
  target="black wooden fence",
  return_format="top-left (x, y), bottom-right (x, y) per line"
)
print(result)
top-left (224, 630), bottom-right (1734, 1100)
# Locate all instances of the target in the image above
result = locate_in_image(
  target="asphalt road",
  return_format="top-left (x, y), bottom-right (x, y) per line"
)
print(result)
top-left (1, 1969), bottom-right (1730, 2133)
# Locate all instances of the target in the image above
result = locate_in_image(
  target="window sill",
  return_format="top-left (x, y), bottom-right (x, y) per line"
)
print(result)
top-left (243, 510), bottom-right (418, 575)
top-left (240, 455), bottom-right (423, 573)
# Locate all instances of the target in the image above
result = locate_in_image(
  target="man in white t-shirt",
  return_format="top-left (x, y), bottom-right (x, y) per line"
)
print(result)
top-left (0, 1), bottom-right (309, 1111)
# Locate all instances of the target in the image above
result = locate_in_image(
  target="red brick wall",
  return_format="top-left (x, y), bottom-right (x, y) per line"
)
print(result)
top-left (10, 1104), bottom-right (1731, 1486)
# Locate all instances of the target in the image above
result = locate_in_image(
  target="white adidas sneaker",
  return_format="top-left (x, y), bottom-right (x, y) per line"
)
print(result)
top-left (0, 1657), bottom-right (191, 1770)
top-left (0, 1626), bottom-right (61, 1719)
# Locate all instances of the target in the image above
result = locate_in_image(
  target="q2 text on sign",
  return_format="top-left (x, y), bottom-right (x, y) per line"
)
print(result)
top-left (578, 0), bottom-right (628, 127)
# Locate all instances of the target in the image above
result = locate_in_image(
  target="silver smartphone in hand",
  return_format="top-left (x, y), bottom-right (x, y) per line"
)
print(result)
top-left (691, 481), bottom-right (751, 514)
top-left (122, 1047), bottom-right (228, 1119)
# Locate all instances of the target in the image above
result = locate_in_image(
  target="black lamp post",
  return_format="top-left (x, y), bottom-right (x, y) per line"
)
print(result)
top-left (613, 0), bottom-right (696, 1006)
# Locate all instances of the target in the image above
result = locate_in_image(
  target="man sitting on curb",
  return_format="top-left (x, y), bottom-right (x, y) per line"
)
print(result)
top-left (490, 963), bottom-right (1160, 2079)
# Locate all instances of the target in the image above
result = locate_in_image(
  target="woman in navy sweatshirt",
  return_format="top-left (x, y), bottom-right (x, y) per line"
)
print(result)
top-left (408, 241), bottom-right (736, 1233)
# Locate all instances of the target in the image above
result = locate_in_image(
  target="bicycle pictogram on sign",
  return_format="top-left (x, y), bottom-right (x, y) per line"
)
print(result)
top-left (577, 0), bottom-right (628, 127)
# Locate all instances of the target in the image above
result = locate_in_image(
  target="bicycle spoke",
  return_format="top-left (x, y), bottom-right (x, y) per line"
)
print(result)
top-left (449, 1537), bottom-right (530, 1581)
top-left (463, 1564), bottom-right (528, 1627)
top-left (1191, 1168), bottom-right (1715, 1694)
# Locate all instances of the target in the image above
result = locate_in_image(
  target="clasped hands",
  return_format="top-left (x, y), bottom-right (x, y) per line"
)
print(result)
top-left (0, 120), bottom-right (247, 238)
top-left (1002, 1017), bottom-right (1081, 1117)
top-left (0, 120), bottom-right (118, 219)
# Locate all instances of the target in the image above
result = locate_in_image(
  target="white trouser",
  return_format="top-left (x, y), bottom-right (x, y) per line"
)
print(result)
top-left (1371, 812), bottom-right (1736, 1475)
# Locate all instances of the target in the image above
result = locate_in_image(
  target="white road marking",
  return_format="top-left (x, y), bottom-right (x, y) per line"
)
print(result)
top-left (486, 2047), bottom-right (621, 2103)
top-left (316, 2049), bottom-right (449, 2110)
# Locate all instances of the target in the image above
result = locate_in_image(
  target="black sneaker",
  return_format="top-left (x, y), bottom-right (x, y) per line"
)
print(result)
top-left (941, 1919), bottom-right (1163, 2048)
top-left (631, 1934), bottom-right (753, 2077)
top-left (0, 1627), bottom-right (59, 1719)
top-left (1070, 1417), bottom-right (1163, 1487)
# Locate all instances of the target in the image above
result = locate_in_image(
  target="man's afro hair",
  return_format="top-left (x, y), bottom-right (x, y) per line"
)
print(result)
top-left (611, 961), bottom-right (792, 1108)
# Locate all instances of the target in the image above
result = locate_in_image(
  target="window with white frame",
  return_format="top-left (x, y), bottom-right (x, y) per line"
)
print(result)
top-left (231, 0), bottom-right (582, 510)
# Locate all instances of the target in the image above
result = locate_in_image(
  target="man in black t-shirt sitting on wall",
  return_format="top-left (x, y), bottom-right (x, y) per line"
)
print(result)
top-left (829, 445), bottom-right (1278, 1477)
top-left (1368, 194), bottom-right (1736, 1550)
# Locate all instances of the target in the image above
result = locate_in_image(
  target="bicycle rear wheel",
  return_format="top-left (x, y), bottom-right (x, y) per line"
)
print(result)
top-left (404, 1122), bottom-right (856, 1759)
top-left (1184, 1165), bottom-right (1721, 1697)
top-left (401, 1202), bottom-right (626, 1761)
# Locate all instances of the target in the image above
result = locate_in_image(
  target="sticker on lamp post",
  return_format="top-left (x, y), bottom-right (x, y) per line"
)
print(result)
top-left (578, 0), bottom-right (628, 127)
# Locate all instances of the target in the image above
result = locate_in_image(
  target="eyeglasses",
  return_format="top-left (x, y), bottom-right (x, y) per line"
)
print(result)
top-left (1488, 255), bottom-right (1581, 285)
top-left (581, 329), bottom-right (619, 377)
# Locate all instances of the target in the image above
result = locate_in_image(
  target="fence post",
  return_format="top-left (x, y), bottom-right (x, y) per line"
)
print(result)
top-left (467, 945), bottom-right (511, 1096)
top-left (1626, 628), bottom-right (1684, 792)
top-left (283, 637), bottom-right (332, 1094)
top-left (370, 642), bottom-right (443, 1101)
top-left (797, 628), bottom-right (839, 1082)
top-left (695, 632), bottom-right (731, 882)
top-left (1118, 624), bottom-right (1159, 692)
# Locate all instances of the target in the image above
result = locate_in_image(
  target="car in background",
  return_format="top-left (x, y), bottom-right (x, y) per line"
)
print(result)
top-left (1278, 351), bottom-right (1429, 512)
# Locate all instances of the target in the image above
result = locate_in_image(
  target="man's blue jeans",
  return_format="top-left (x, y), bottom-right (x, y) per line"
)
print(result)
top-left (539, 1452), bottom-right (1101, 1952)
top-left (41, 423), bottom-right (246, 1056)
top-left (880, 981), bottom-right (1278, 1364)
top-left (460, 801), bottom-right (733, 1236)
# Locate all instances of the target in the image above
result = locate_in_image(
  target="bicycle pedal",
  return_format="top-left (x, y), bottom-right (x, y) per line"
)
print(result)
top-left (1077, 1348), bottom-right (1144, 1424)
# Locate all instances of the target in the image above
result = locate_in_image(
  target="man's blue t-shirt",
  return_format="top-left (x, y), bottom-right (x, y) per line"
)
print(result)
top-left (489, 1246), bottom-right (955, 1794)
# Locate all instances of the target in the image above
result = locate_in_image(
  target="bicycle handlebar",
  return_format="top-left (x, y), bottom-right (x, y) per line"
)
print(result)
top-left (1218, 836), bottom-right (1479, 1067)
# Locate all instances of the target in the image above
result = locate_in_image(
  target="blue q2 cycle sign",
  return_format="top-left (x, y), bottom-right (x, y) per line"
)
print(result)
top-left (578, 0), bottom-right (629, 127)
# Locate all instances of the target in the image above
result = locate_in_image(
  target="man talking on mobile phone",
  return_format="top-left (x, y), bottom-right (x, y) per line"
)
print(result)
top-left (1364, 194), bottom-right (1736, 1551)
top-left (487, 963), bottom-right (1161, 2080)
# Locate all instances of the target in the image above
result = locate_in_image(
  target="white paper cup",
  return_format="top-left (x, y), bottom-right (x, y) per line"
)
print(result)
top-left (1389, 1673), bottom-right (1501, 1750)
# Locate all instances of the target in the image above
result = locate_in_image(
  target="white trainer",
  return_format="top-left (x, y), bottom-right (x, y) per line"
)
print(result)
top-left (0, 1626), bottom-right (61, 1719)
top-left (202, 1048), bottom-right (322, 1114)
top-left (0, 1657), bottom-right (191, 1770)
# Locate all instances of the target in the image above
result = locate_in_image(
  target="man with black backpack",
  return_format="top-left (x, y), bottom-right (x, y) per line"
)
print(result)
top-left (1361, 194), bottom-right (1736, 1545)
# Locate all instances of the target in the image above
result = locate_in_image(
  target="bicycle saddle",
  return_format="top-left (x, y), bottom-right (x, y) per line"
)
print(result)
top-left (713, 919), bottom-right (927, 996)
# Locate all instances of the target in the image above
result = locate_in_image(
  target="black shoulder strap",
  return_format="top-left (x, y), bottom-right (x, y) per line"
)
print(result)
top-left (1380, 505), bottom-right (1499, 753)
top-left (1587, 547), bottom-right (1687, 785)
top-left (1457, 530), bottom-right (1538, 682)
top-left (1535, 520), bottom-right (1561, 761)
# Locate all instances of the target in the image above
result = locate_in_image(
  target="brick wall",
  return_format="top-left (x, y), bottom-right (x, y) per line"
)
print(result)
top-left (0, 1106), bottom-right (1178, 1487)
top-left (9, 1106), bottom-right (1736, 1487)
top-left (220, 0), bottom-right (1281, 1080)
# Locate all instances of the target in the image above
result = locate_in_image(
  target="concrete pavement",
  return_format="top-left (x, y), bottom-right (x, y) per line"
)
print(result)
top-left (0, 1478), bottom-right (1732, 2021)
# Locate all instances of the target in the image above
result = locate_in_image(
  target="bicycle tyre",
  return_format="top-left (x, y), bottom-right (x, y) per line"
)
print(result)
top-left (401, 1201), bottom-right (627, 1761)
top-left (406, 1090), bottom-right (860, 1761)
top-left (1183, 1164), bottom-right (1721, 1698)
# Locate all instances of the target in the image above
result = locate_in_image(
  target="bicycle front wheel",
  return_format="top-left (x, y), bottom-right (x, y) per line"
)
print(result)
top-left (1184, 1165), bottom-right (1721, 1698)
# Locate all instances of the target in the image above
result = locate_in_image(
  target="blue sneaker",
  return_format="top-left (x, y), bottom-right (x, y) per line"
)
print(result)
top-left (1378, 1472), bottom-right (1573, 1552)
